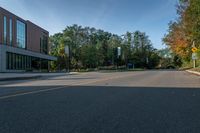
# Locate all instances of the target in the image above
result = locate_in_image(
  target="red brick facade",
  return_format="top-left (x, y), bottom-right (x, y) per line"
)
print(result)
top-left (0, 7), bottom-right (49, 54)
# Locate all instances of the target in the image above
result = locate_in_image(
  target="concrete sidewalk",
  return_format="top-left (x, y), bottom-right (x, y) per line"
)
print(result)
top-left (186, 70), bottom-right (200, 76)
top-left (0, 73), bottom-right (78, 81)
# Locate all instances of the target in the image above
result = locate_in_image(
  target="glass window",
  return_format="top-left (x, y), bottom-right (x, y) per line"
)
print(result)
top-left (40, 37), bottom-right (42, 53)
top-left (6, 52), bottom-right (13, 70)
top-left (9, 19), bottom-right (12, 45)
top-left (6, 53), bottom-right (9, 69)
top-left (19, 55), bottom-right (22, 69)
top-left (43, 36), bottom-right (48, 54)
top-left (24, 56), bottom-right (27, 70)
top-left (40, 36), bottom-right (48, 54)
top-left (28, 56), bottom-right (31, 69)
top-left (6, 52), bottom-right (36, 70)
top-left (16, 20), bottom-right (26, 48)
top-left (13, 54), bottom-right (16, 70)
top-left (3, 16), bottom-right (7, 44)
top-left (16, 54), bottom-right (19, 70)
top-left (10, 53), bottom-right (13, 69)
top-left (22, 55), bottom-right (25, 70)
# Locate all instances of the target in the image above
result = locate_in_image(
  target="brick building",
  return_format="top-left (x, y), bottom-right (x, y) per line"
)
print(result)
top-left (0, 7), bottom-right (57, 72)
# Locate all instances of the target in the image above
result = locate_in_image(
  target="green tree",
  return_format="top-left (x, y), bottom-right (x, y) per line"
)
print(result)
top-left (163, 0), bottom-right (200, 66)
top-left (49, 25), bottom-right (160, 71)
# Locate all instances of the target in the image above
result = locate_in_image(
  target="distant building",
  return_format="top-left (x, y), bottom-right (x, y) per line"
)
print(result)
top-left (0, 7), bottom-right (57, 72)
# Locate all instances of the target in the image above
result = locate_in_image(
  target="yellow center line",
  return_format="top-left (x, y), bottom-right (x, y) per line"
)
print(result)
top-left (0, 73), bottom-right (135, 100)
top-left (69, 73), bottom-right (135, 85)
top-left (0, 86), bottom-right (67, 100)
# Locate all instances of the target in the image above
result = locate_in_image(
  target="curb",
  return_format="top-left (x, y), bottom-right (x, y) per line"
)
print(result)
top-left (186, 70), bottom-right (200, 76)
top-left (0, 72), bottom-right (80, 82)
top-left (0, 76), bottom-right (42, 81)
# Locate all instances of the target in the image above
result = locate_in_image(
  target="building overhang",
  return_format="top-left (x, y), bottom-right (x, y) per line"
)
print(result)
top-left (0, 44), bottom-right (57, 61)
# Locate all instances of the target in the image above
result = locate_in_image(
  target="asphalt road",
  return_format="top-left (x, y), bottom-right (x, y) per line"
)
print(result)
top-left (0, 70), bottom-right (200, 133)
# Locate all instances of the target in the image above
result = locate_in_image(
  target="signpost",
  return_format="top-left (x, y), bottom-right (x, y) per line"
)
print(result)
top-left (65, 46), bottom-right (69, 55)
top-left (192, 53), bottom-right (198, 60)
top-left (65, 46), bottom-right (70, 73)
top-left (192, 47), bottom-right (198, 53)
top-left (117, 47), bottom-right (121, 69)
top-left (191, 41), bottom-right (198, 68)
top-left (117, 47), bottom-right (121, 58)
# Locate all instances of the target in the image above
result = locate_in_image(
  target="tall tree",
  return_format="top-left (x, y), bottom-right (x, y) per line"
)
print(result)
top-left (49, 25), bottom-right (160, 71)
top-left (163, 0), bottom-right (200, 64)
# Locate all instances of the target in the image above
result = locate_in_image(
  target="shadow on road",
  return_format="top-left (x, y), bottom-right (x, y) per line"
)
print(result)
top-left (0, 86), bottom-right (200, 132)
top-left (0, 85), bottom-right (200, 98)
top-left (1, 85), bottom-right (200, 133)
top-left (0, 77), bottom-right (97, 86)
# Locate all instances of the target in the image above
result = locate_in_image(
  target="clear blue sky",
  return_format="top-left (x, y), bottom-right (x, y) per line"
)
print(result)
top-left (0, 0), bottom-right (178, 49)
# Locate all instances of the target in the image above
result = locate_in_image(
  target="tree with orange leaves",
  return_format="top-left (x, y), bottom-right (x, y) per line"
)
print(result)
top-left (163, 0), bottom-right (200, 63)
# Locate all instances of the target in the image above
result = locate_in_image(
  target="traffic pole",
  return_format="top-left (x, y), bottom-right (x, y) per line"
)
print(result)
top-left (193, 59), bottom-right (196, 68)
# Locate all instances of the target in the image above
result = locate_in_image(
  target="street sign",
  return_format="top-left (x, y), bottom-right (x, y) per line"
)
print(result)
top-left (117, 47), bottom-right (121, 57)
top-left (65, 46), bottom-right (69, 55)
top-left (192, 53), bottom-right (198, 60)
top-left (192, 47), bottom-right (198, 53)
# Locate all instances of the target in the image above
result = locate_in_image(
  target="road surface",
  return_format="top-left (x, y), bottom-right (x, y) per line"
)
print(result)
top-left (0, 70), bottom-right (200, 133)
